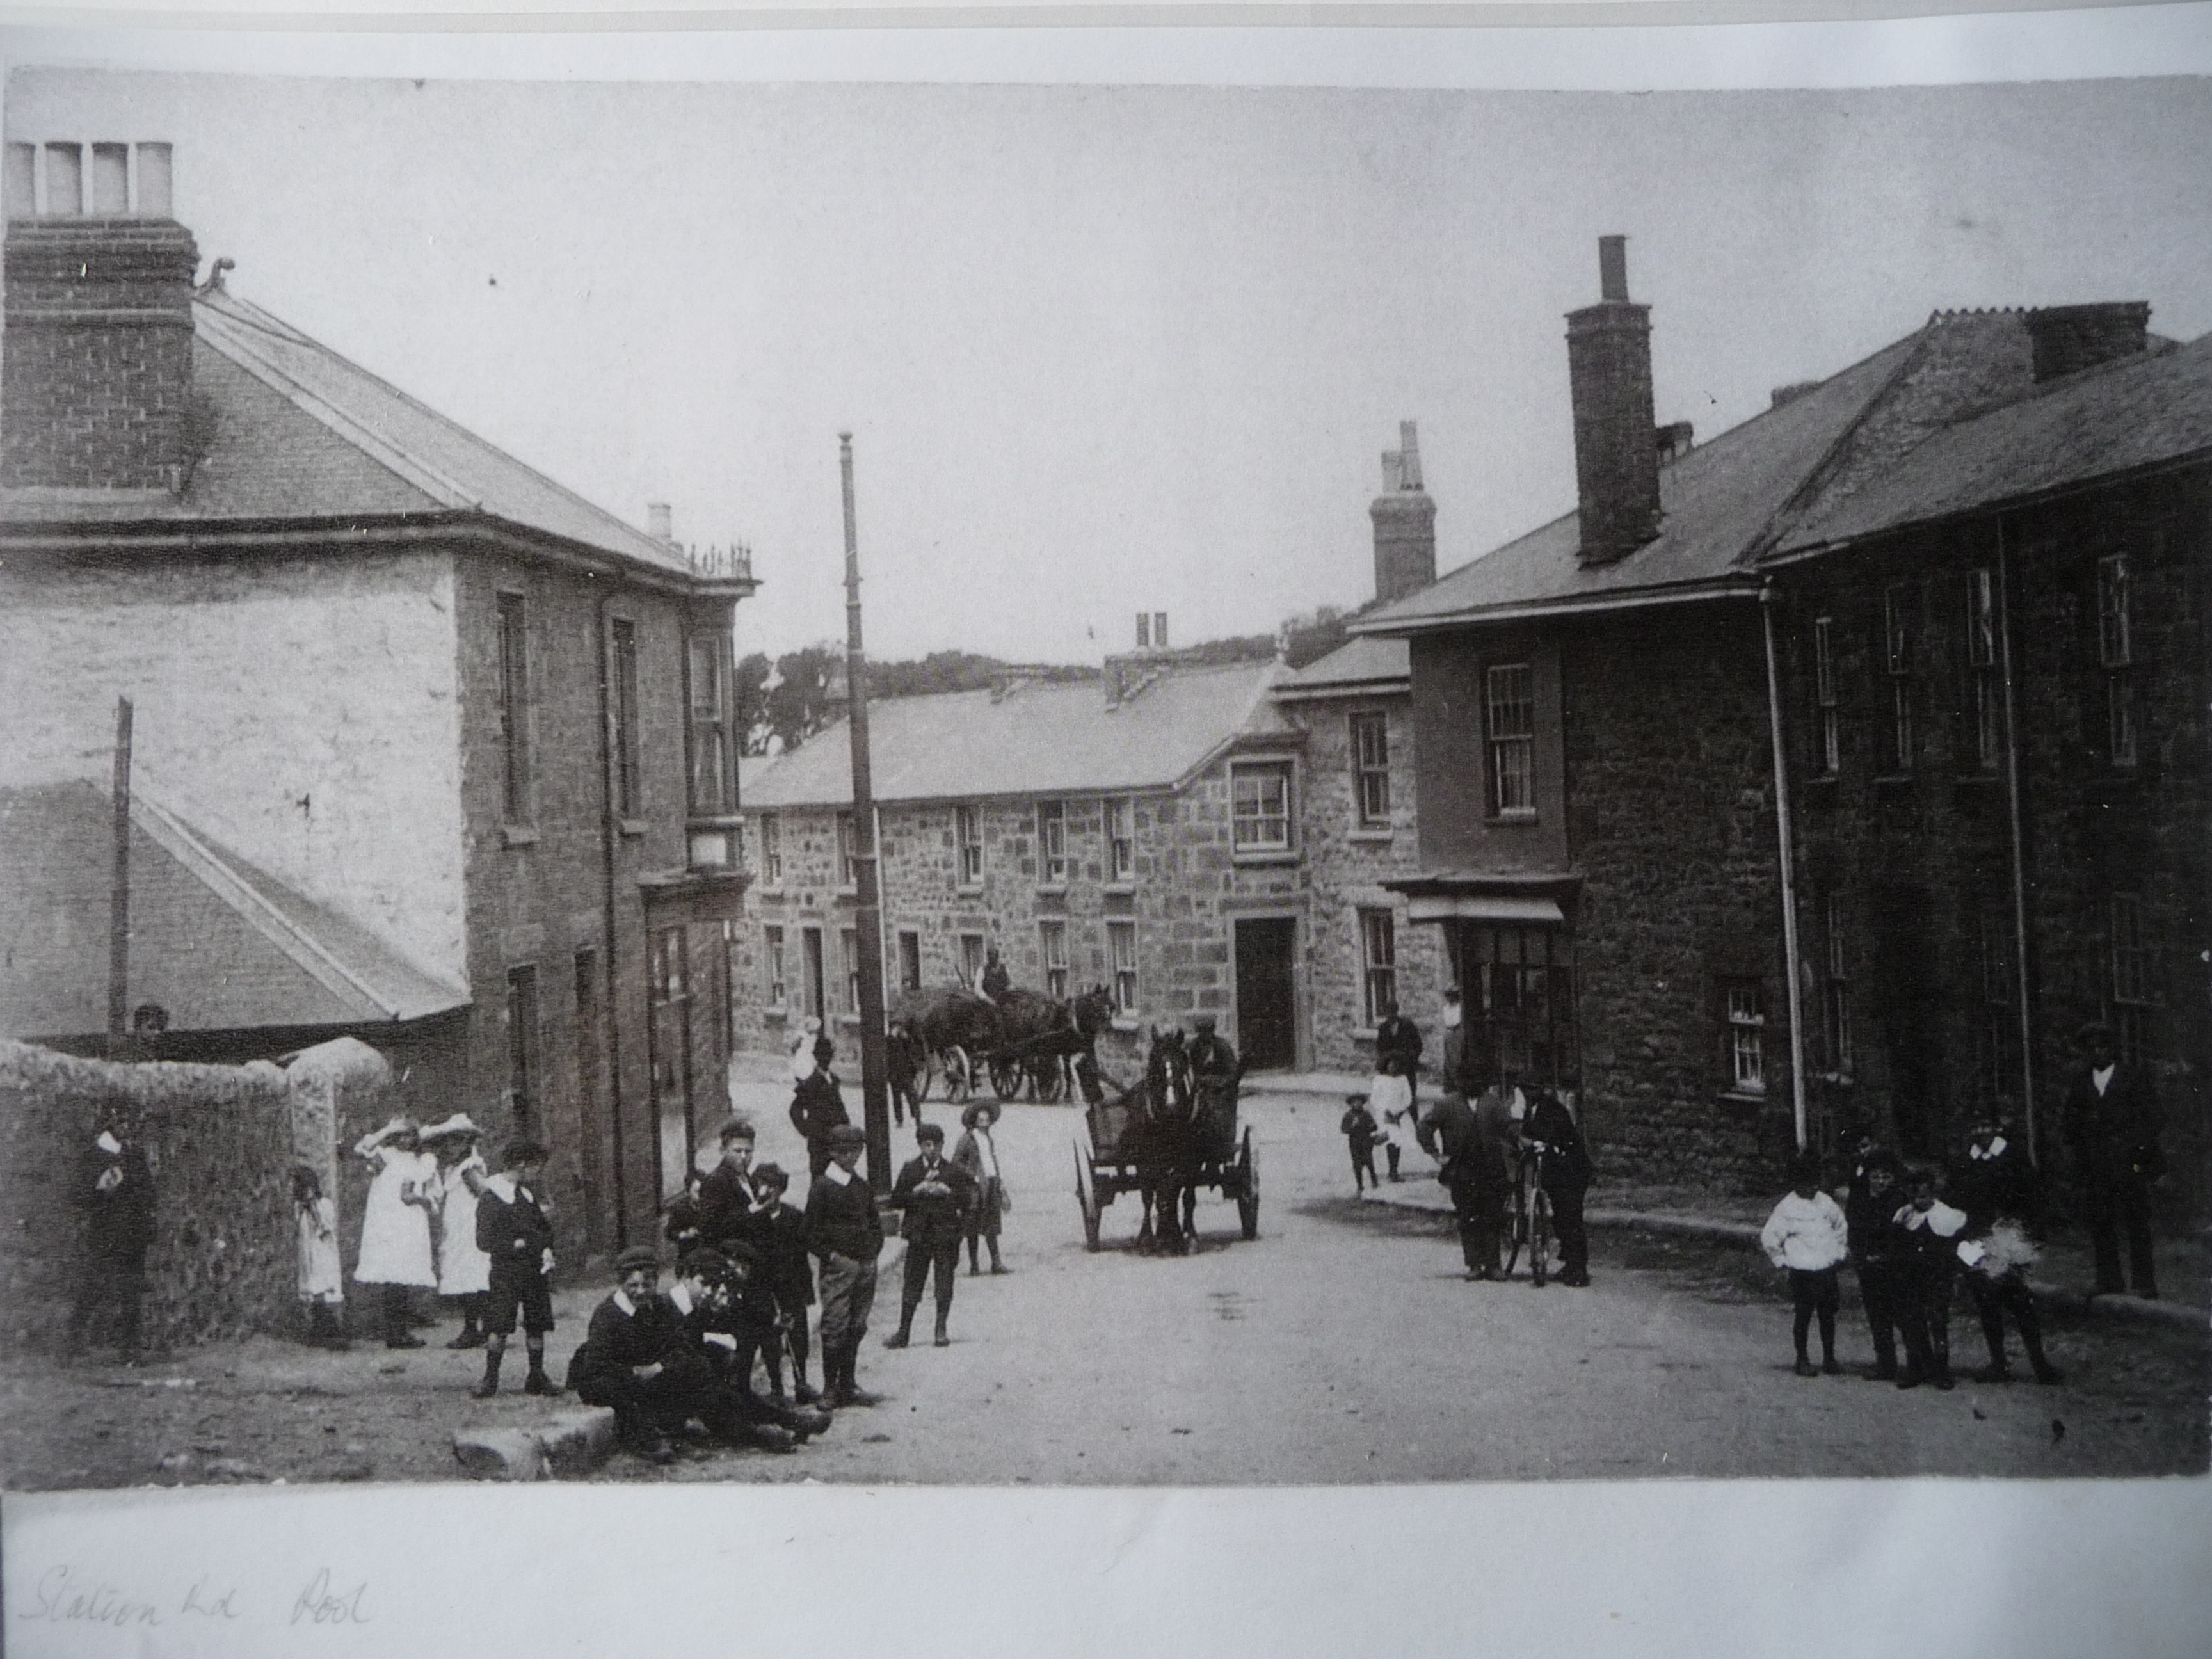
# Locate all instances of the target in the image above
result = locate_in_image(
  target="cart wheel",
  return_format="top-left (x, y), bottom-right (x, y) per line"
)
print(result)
top-left (917, 1055), bottom-right (937, 1102)
top-left (1530, 1188), bottom-right (1552, 1288)
top-left (1074, 1138), bottom-right (1102, 1251)
top-left (988, 1057), bottom-right (1022, 1101)
top-left (943, 1046), bottom-right (973, 1103)
top-left (1235, 1127), bottom-right (1260, 1242)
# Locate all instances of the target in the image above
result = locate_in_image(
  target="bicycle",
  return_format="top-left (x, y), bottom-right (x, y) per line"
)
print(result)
top-left (1502, 1142), bottom-right (1555, 1287)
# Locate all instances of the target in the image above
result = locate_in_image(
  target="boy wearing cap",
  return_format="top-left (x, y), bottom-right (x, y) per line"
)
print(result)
top-left (803, 1125), bottom-right (884, 1407)
top-left (749, 1163), bottom-right (820, 1403)
top-left (1339, 1094), bottom-right (1381, 1194)
top-left (471, 1139), bottom-right (559, 1398)
top-left (664, 1246), bottom-right (826, 1453)
top-left (887, 1121), bottom-right (979, 1349)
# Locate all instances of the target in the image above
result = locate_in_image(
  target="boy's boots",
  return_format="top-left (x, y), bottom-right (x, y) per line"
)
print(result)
top-left (933, 1312), bottom-right (951, 1349)
top-left (1386, 1144), bottom-right (1402, 1182)
top-left (472, 1349), bottom-right (503, 1399)
top-left (523, 1355), bottom-right (561, 1396)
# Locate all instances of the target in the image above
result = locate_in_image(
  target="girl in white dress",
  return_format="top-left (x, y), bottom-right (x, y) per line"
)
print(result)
top-left (353, 1117), bottom-right (438, 1349)
top-left (424, 1116), bottom-right (493, 1349)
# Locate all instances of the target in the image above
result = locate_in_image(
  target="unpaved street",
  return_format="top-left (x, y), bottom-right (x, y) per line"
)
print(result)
top-left (3, 1070), bottom-right (2203, 1489)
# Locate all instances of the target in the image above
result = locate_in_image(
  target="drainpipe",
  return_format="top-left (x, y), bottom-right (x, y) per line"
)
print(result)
top-left (1996, 518), bottom-right (2040, 1165)
top-left (1760, 582), bottom-right (1810, 1154)
top-left (595, 584), bottom-right (628, 1246)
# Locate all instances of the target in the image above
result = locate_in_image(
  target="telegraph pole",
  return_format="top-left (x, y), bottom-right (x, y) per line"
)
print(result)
top-left (106, 696), bottom-right (134, 1057)
top-left (840, 433), bottom-right (893, 1193)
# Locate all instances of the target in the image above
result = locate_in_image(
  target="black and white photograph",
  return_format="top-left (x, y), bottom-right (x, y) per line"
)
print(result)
top-left (1, 10), bottom-right (2209, 1646)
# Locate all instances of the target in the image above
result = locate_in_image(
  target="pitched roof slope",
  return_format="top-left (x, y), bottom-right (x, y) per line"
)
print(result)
top-left (2, 285), bottom-right (689, 579)
top-left (1274, 635), bottom-right (1410, 696)
top-left (0, 781), bottom-right (465, 1040)
top-left (1359, 332), bottom-right (1926, 629)
top-left (1773, 328), bottom-right (2212, 554)
top-left (1354, 309), bottom-right (2178, 632)
top-left (742, 661), bottom-right (1289, 809)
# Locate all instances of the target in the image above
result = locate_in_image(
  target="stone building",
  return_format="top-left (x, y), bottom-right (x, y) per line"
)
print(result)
top-left (735, 657), bottom-right (1315, 1078)
top-left (0, 140), bottom-right (757, 1264)
top-left (1360, 236), bottom-right (2206, 1206)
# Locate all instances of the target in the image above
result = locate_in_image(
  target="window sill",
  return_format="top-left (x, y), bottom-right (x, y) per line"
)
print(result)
top-left (1717, 1089), bottom-right (1770, 1114)
top-left (501, 825), bottom-right (540, 848)
top-left (1350, 1026), bottom-right (1379, 1042)
top-left (619, 819), bottom-right (650, 838)
top-left (1872, 774), bottom-right (1916, 790)
top-left (1952, 772), bottom-right (2001, 787)
top-left (1103, 881), bottom-right (1135, 895)
top-left (1233, 850), bottom-right (1299, 867)
top-left (1036, 881), bottom-right (1070, 896)
top-left (1347, 828), bottom-right (1394, 842)
top-left (764, 1007), bottom-right (789, 1023)
top-left (1485, 810), bottom-right (1538, 826)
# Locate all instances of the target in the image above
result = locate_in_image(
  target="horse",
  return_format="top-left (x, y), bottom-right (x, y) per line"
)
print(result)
top-left (1130, 1026), bottom-right (1199, 1254)
top-left (888, 984), bottom-right (1002, 1102)
top-left (995, 986), bottom-right (1077, 1102)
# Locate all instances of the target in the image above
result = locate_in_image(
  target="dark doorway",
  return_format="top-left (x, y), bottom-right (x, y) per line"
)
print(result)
top-left (1235, 917), bottom-right (1298, 1070)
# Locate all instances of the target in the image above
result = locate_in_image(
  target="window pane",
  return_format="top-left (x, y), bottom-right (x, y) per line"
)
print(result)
top-left (2098, 554), bottom-right (2131, 668)
top-left (1486, 664), bottom-right (1535, 815)
top-left (1231, 765), bottom-right (1292, 850)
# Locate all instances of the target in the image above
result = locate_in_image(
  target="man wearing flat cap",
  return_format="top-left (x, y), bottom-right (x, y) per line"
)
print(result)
top-left (803, 1124), bottom-right (884, 1407)
top-left (2063, 1020), bottom-right (2165, 1298)
top-left (886, 1121), bottom-right (979, 1350)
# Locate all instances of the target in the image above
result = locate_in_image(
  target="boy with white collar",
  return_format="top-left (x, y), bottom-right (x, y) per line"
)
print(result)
top-left (1893, 1166), bottom-right (1969, 1390)
top-left (470, 1139), bottom-right (559, 1399)
top-left (1948, 1114), bottom-right (2062, 1385)
top-left (803, 1125), bottom-right (883, 1408)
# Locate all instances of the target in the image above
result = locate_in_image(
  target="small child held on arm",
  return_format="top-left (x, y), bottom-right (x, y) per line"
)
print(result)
top-left (1760, 1152), bottom-right (1850, 1378)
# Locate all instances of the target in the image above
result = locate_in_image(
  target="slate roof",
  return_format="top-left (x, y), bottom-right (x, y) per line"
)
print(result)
top-left (1272, 635), bottom-right (1411, 698)
top-left (1770, 328), bottom-right (2212, 556)
top-left (1356, 309), bottom-right (2207, 633)
top-left (2, 285), bottom-right (694, 580)
top-left (0, 781), bottom-right (466, 1041)
top-left (741, 661), bottom-right (1292, 810)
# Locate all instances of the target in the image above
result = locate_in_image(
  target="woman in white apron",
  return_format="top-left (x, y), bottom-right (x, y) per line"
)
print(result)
top-left (353, 1117), bottom-right (438, 1349)
top-left (424, 1115), bottom-right (492, 1349)
top-left (1368, 1058), bottom-right (1413, 1182)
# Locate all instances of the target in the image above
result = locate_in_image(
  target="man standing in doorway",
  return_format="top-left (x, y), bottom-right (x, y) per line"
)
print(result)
top-left (2063, 1020), bottom-right (2164, 1299)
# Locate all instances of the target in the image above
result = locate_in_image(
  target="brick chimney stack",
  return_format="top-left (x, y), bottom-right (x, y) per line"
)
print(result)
top-left (1566, 235), bottom-right (1662, 567)
top-left (2025, 303), bottom-right (2149, 383)
top-left (3, 141), bottom-right (200, 493)
top-left (1369, 418), bottom-right (1436, 604)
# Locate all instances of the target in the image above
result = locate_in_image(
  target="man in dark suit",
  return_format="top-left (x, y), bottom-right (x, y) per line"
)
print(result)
top-left (885, 1121), bottom-right (979, 1350)
top-left (1416, 1090), bottom-right (1509, 1281)
top-left (1375, 1001), bottom-right (1424, 1093)
top-left (2063, 1021), bottom-right (2164, 1298)
top-left (790, 1035), bottom-right (852, 1180)
top-left (1525, 1087), bottom-right (1593, 1287)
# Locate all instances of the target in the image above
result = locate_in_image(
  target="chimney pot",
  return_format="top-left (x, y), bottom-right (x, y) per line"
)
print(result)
top-left (135, 143), bottom-right (173, 218)
top-left (44, 143), bottom-right (83, 216)
top-left (1380, 451), bottom-right (1403, 493)
top-left (90, 144), bottom-right (129, 215)
top-left (1135, 613), bottom-right (1150, 650)
top-left (648, 502), bottom-right (673, 543)
top-left (3, 143), bottom-right (33, 218)
top-left (1397, 419), bottom-right (1423, 490)
top-left (1153, 613), bottom-right (1168, 650)
top-left (1598, 234), bottom-right (1630, 304)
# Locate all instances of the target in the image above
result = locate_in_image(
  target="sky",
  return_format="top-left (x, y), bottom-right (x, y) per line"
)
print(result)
top-left (7, 60), bottom-right (2212, 665)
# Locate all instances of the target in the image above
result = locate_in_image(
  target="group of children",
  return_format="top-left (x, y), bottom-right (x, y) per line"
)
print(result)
top-left (1759, 1109), bottom-right (2064, 1390)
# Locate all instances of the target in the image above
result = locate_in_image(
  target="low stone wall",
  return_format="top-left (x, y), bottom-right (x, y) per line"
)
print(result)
top-left (0, 1040), bottom-right (296, 1354)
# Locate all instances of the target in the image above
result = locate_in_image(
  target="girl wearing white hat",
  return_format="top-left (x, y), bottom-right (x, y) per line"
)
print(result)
top-left (424, 1116), bottom-right (493, 1348)
top-left (353, 1117), bottom-right (439, 1348)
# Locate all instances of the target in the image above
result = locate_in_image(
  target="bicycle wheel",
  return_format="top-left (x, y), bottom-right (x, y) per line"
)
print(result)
top-left (1503, 1179), bottom-right (1528, 1279)
top-left (1530, 1187), bottom-right (1553, 1288)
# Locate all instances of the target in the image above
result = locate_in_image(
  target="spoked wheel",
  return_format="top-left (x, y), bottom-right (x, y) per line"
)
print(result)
top-left (1074, 1138), bottom-right (1102, 1251)
top-left (942, 1046), bottom-right (974, 1103)
top-left (1234, 1126), bottom-right (1260, 1242)
top-left (1503, 1183), bottom-right (1530, 1280)
top-left (988, 1056), bottom-right (1022, 1101)
top-left (1530, 1187), bottom-right (1552, 1288)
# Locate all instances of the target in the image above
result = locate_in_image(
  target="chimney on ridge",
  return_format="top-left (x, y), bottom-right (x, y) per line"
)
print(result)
top-left (1369, 418), bottom-right (1436, 605)
top-left (3, 141), bottom-right (199, 493)
top-left (1566, 235), bottom-right (1663, 567)
top-left (647, 502), bottom-right (675, 543)
top-left (2024, 303), bottom-right (2150, 383)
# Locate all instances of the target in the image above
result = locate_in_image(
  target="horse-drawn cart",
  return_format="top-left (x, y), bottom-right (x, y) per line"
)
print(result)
top-left (893, 984), bottom-right (1110, 1105)
top-left (1072, 1041), bottom-right (1258, 1252)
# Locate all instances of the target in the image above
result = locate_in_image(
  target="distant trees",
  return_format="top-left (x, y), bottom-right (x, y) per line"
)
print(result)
top-left (737, 604), bottom-right (1359, 758)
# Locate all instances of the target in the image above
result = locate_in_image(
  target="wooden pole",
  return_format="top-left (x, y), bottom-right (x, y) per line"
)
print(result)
top-left (840, 434), bottom-right (894, 1194)
top-left (107, 696), bottom-right (134, 1056)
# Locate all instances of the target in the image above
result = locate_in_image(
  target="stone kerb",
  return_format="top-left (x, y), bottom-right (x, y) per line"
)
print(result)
top-left (0, 1039), bottom-right (296, 1354)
